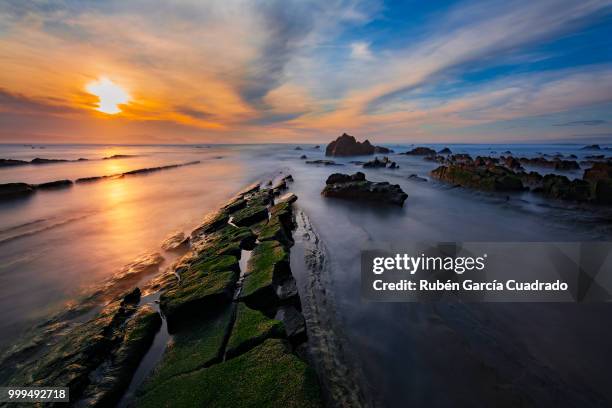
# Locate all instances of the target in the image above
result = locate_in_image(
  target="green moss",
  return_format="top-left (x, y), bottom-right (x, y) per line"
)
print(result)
top-left (226, 303), bottom-right (284, 358)
top-left (160, 269), bottom-right (237, 322)
top-left (135, 339), bottom-right (322, 408)
top-left (138, 306), bottom-right (232, 394)
top-left (240, 241), bottom-right (289, 307)
top-left (231, 204), bottom-right (268, 227)
top-left (257, 202), bottom-right (293, 244)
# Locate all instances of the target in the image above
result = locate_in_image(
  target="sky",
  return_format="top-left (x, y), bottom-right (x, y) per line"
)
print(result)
top-left (0, 0), bottom-right (612, 144)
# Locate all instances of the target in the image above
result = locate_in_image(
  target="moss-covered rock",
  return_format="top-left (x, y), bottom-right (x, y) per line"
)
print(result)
top-left (135, 339), bottom-right (322, 408)
top-left (191, 209), bottom-right (229, 239)
top-left (240, 240), bottom-right (290, 309)
top-left (257, 202), bottom-right (294, 245)
top-left (160, 267), bottom-right (237, 330)
top-left (431, 164), bottom-right (524, 192)
top-left (6, 290), bottom-right (143, 400)
top-left (139, 306), bottom-right (233, 394)
top-left (79, 305), bottom-right (162, 407)
top-left (226, 303), bottom-right (284, 359)
top-left (231, 203), bottom-right (269, 227)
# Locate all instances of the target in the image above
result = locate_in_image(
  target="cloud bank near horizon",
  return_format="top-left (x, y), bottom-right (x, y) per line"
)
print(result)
top-left (0, 0), bottom-right (611, 143)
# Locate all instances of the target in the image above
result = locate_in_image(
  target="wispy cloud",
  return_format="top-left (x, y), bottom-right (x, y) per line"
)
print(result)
top-left (0, 0), bottom-right (611, 143)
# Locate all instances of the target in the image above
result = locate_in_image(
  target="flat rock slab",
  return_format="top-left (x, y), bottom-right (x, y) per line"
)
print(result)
top-left (240, 240), bottom-right (290, 309)
top-left (135, 339), bottom-right (322, 408)
top-left (226, 303), bottom-right (284, 359)
top-left (138, 306), bottom-right (233, 393)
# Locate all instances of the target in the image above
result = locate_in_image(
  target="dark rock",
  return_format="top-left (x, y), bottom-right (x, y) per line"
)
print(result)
top-left (305, 159), bottom-right (343, 166)
top-left (438, 147), bottom-right (452, 154)
top-left (314, 145), bottom-right (320, 149)
top-left (408, 174), bottom-right (427, 182)
top-left (501, 156), bottom-right (523, 170)
top-left (431, 164), bottom-right (524, 192)
top-left (0, 159), bottom-right (28, 167)
top-left (363, 156), bottom-right (398, 169)
top-left (554, 160), bottom-right (580, 171)
top-left (294, 146), bottom-right (302, 150)
top-left (581, 144), bottom-right (601, 150)
top-left (0, 183), bottom-right (35, 200)
top-left (300, 154), bottom-right (307, 159)
top-left (275, 305), bottom-right (306, 344)
top-left (35, 180), bottom-right (73, 190)
top-left (584, 162), bottom-right (612, 204)
top-left (541, 175), bottom-right (590, 202)
top-left (325, 133), bottom-right (388, 156)
top-left (322, 172), bottom-right (407, 206)
top-left (30, 158), bottom-right (68, 164)
top-left (586, 155), bottom-right (605, 160)
top-left (401, 147), bottom-right (436, 156)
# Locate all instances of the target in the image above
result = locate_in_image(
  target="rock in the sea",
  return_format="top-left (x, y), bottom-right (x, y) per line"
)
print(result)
top-left (325, 133), bottom-right (390, 156)
top-left (401, 147), bottom-right (437, 156)
top-left (408, 174), bottom-right (427, 182)
top-left (0, 159), bottom-right (28, 167)
top-left (36, 179), bottom-right (73, 189)
top-left (431, 164), bottom-right (524, 192)
top-left (305, 159), bottom-right (343, 166)
top-left (161, 231), bottom-right (187, 251)
top-left (363, 156), bottom-right (398, 169)
top-left (0, 182), bottom-right (35, 200)
top-left (584, 162), bottom-right (612, 204)
top-left (300, 154), bottom-right (307, 159)
top-left (438, 147), bottom-right (452, 154)
top-left (541, 175), bottom-right (591, 202)
top-left (581, 144), bottom-right (601, 150)
top-left (322, 172), bottom-right (408, 206)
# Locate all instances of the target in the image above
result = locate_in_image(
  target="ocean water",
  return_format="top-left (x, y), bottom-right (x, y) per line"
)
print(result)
top-left (1, 142), bottom-right (611, 405)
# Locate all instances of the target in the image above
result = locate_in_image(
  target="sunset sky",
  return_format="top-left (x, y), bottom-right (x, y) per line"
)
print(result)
top-left (1, 0), bottom-right (611, 144)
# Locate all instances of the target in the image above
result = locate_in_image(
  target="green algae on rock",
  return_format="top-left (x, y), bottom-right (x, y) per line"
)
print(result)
top-left (240, 240), bottom-right (291, 309)
top-left (135, 339), bottom-right (321, 408)
top-left (226, 303), bottom-right (284, 359)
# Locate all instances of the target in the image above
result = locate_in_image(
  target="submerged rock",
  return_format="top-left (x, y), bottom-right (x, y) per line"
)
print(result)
top-left (438, 147), bottom-right (452, 154)
top-left (325, 133), bottom-right (391, 156)
top-left (322, 172), bottom-right (408, 206)
top-left (0, 159), bottom-right (28, 167)
top-left (0, 182), bottom-right (35, 200)
top-left (36, 179), bottom-right (73, 189)
top-left (305, 159), bottom-right (343, 166)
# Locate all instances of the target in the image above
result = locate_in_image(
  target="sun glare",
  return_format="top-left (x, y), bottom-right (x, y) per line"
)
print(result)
top-left (86, 77), bottom-right (130, 114)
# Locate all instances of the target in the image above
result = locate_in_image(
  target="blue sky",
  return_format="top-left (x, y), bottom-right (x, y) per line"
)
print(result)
top-left (0, 0), bottom-right (611, 143)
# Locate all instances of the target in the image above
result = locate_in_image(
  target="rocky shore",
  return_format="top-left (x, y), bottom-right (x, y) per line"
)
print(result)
top-left (428, 153), bottom-right (612, 204)
top-left (0, 176), bottom-right (322, 407)
top-left (0, 161), bottom-right (201, 202)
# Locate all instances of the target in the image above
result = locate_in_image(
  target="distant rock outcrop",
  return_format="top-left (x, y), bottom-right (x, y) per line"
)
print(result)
top-left (325, 133), bottom-right (391, 156)
top-left (401, 147), bottom-right (436, 156)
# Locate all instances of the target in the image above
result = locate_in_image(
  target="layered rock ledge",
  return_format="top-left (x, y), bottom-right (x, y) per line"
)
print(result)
top-left (0, 176), bottom-right (323, 407)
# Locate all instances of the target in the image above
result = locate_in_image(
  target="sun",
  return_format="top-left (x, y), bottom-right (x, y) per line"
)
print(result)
top-left (86, 77), bottom-right (130, 114)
